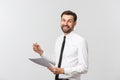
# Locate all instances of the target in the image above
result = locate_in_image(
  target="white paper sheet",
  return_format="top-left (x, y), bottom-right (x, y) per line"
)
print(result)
top-left (29, 58), bottom-right (53, 68)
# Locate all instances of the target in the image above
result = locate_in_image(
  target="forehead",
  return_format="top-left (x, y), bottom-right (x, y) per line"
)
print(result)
top-left (61, 14), bottom-right (74, 20)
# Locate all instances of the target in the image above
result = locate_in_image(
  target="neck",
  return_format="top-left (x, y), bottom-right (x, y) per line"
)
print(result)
top-left (64, 31), bottom-right (73, 36)
top-left (64, 33), bottom-right (68, 36)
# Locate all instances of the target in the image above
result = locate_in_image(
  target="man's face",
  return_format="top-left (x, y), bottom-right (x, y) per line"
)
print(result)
top-left (61, 14), bottom-right (76, 34)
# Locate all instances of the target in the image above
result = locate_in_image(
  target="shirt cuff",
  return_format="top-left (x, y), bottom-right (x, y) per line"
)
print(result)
top-left (64, 67), bottom-right (73, 74)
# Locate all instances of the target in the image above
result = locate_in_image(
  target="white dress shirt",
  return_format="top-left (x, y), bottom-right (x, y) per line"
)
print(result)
top-left (42, 31), bottom-right (88, 80)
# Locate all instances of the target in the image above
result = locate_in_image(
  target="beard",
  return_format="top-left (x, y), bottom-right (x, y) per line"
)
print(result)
top-left (61, 25), bottom-right (74, 34)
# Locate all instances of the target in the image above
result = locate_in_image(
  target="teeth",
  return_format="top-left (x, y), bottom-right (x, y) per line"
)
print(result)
top-left (63, 27), bottom-right (68, 29)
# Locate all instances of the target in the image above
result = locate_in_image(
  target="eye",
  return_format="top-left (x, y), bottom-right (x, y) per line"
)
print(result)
top-left (61, 19), bottom-right (65, 22)
top-left (68, 20), bottom-right (73, 23)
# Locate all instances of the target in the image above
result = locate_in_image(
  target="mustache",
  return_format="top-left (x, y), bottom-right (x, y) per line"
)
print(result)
top-left (62, 25), bottom-right (70, 28)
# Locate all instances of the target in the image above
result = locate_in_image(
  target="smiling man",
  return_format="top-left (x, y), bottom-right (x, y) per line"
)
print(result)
top-left (33, 10), bottom-right (88, 80)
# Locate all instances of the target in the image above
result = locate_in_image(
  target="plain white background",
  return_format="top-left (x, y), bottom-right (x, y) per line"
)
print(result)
top-left (0, 0), bottom-right (120, 80)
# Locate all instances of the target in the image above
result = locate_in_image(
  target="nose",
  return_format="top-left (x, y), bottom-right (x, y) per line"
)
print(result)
top-left (64, 21), bottom-right (68, 25)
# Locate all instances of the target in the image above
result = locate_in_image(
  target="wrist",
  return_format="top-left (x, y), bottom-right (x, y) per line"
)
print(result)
top-left (38, 51), bottom-right (43, 56)
top-left (60, 68), bottom-right (64, 74)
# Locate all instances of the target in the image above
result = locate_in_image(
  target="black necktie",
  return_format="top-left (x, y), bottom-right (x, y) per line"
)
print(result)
top-left (55, 36), bottom-right (66, 80)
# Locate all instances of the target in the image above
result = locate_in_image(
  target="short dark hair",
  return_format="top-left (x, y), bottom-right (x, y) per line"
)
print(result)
top-left (61, 10), bottom-right (77, 22)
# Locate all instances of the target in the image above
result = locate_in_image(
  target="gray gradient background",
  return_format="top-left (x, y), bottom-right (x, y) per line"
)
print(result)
top-left (0, 0), bottom-right (120, 80)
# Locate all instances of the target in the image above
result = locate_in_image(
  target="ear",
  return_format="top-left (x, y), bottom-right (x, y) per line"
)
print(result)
top-left (74, 21), bottom-right (77, 26)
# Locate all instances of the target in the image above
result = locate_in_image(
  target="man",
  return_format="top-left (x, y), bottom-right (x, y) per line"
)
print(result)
top-left (33, 10), bottom-right (88, 80)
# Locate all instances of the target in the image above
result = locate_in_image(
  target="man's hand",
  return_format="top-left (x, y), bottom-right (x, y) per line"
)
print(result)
top-left (33, 43), bottom-right (43, 56)
top-left (48, 67), bottom-right (64, 74)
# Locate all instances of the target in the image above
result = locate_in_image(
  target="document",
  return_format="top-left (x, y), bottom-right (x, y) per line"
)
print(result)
top-left (29, 57), bottom-right (53, 68)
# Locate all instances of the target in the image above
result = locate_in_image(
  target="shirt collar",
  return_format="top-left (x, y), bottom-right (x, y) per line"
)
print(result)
top-left (62, 31), bottom-right (74, 38)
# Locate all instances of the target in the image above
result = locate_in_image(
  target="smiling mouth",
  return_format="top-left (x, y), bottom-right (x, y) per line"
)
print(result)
top-left (63, 26), bottom-right (69, 29)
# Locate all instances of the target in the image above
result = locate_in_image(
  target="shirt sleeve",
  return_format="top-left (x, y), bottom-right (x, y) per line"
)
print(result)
top-left (64, 39), bottom-right (88, 75)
